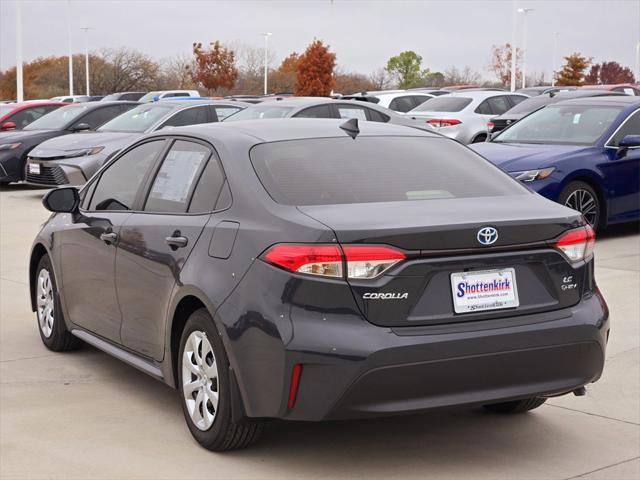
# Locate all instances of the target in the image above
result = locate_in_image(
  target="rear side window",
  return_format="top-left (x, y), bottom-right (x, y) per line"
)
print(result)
top-left (89, 140), bottom-right (164, 211)
top-left (188, 156), bottom-right (226, 213)
top-left (388, 96), bottom-right (416, 113)
top-left (487, 96), bottom-right (512, 115)
top-left (145, 141), bottom-right (210, 213)
top-left (412, 96), bottom-right (472, 112)
top-left (509, 95), bottom-right (527, 106)
top-left (475, 100), bottom-right (492, 115)
top-left (294, 105), bottom-right (334, 118)
top-left (336, 104), bottom-right (367, 120)
top-left (250, 137), bottom-right (526, 206)
top-left (366, 108), bottom-right (390, 123)
top-left (214, 106), bottom-right (242, 121)
top-left (161, 106), bottom-right (209, 128)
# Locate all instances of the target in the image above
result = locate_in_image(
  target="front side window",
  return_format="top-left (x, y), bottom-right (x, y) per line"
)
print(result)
top-left (161, 106), bottom-right (209, 128)
top-left (9, 106), bottom-right (59, 129)
top-left (144, 141), bottom-right (211, 213)
top-left (608, 110), bottom-right (640, 146)
top-left (75, 105), bottom-right (128, 130)
top-left (251, 136), bottom-right (526, 206)
top-left (224, 106), bottom-right (294, 121)
top-left (494, 104), bottom-right (624, 145)
top-left (89, 140), bottom-right (165, 211)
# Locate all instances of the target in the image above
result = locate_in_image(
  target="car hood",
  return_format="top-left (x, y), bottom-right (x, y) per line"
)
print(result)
top-left (470, 142), bottom-right (592, 171)
top-left (28, 131), bottom-right (138, 160)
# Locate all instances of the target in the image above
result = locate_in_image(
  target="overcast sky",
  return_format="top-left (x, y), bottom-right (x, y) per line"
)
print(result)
top-left (1, 0), bottom-right (639, 83)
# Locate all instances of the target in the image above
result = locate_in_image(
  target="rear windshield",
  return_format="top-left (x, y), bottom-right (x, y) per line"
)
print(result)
top-left (24, 104), bottom-right (89, 130)
top-left (224, 106), bottom-right (294, 121)
top-left (411, 96), bottom-right (472, 113)
top-left (98, 104), bottom-right (171, 132)
top-left (250, 136), bottom-right (526, 206)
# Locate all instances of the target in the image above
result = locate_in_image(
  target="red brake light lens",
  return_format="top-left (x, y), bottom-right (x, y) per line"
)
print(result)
top-left (427, 119), bottom-right (462, 127)
top-left (487, 121), bottom-right (495, 130)
top-left (556, 225), bottom-right (595, 262)
top-left (261, 244), bottom-right (406, 279)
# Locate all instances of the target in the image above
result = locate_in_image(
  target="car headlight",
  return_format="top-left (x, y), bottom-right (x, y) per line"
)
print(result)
top-left (511, 167), bottom-right (555, 182)
top-left (64, 146), bottom-right (105, 158)
top-left (0, 143), bottom-right (21, 151)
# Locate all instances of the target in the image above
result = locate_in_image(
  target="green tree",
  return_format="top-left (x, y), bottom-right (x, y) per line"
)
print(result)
top-left (385, 51), bottom-right (426, 88)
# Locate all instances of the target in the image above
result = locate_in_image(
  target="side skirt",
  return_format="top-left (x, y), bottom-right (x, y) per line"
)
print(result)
top-left (71, 329), bottom-right (164, 381)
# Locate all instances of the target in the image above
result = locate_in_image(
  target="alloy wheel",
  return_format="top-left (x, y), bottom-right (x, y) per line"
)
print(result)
top-left (564, 189), bottom-right (598, 227)
top-left (182, 331), bottom-right (219, 431)
top-left (36, 268), bottom-right (55, 338)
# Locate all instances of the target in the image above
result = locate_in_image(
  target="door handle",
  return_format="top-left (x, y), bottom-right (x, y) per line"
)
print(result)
top-left (100, 232), bottom-right (118, 245)
top-left (165, 231), bottom-right (188, 249)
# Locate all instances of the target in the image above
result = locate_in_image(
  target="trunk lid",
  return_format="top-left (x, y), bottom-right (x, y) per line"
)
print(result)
top-left (298, 195), bottom-right (587, 327)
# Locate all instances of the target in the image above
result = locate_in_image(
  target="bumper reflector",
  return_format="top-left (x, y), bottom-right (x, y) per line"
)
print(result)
top-left (288, 364), bottom-right (303, 409)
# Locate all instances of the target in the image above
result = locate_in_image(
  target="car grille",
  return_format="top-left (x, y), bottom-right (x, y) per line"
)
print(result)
top-left (25, 164), bottom-right (69, 186)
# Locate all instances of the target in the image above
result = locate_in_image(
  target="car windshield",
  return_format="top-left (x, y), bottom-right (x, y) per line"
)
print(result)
top-left (494, 104), bottom-right (624, 145)
top-left (411, 96), bottom-right (472, 113)
top-left (251, 136), bottom-right (526, 206)
top-left (503, 96), bottom-right (555, 116)
top-left (138, 92), bottom-right (161, 103)
top-left (98, 105), bottom-right (172, 132)
top-left (23, 104), bottom-right (89, 130)
top-left (224, 106), bottom-right (294, 121)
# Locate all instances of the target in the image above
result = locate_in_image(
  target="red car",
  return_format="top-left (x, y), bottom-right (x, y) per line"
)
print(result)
top-left (580, 84), bottom-right (640, 96)
top-left (0, 102), bottom-right (68, 131)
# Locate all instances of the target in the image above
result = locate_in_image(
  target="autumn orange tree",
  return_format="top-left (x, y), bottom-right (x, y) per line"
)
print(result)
top-left (555, 53), bottom-right (591, 86)
top-left (295, 40), bottom-right (336, 96)
top-left (191, 41), bottom-right (238, 95)
top-left (489, 43), bottom-right (522, 86)
top-left (269, 53), bottom-right (300, 93)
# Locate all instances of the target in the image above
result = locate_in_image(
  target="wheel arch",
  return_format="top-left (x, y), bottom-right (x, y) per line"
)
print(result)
top-left (29, 243), bottom-right (49, 311)
top-left (560, 172), bottom-right (608, 227)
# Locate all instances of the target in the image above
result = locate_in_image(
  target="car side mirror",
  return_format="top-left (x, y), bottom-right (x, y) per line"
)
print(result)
top-left (42, 187), bottom-right (80, 213)
top-left (71, 123), bottom-right (91, 132)
top-left (1, 121), bottom-right (17, 131)
top-left (617, 135), bottom-right (640, 157)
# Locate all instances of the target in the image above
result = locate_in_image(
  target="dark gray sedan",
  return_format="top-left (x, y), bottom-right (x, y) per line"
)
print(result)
top-left (25, 100), bottom-right (248, 186)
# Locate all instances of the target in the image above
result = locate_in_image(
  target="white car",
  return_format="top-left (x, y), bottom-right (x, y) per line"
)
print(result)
top-left (138, 90), bottom-right (201, 103)
top-left (342, 90), bottom-right (434, 113)
top-left (406, 90), bottom-right (528, 144)
top-left (50, 95), bottom-right (91, 103)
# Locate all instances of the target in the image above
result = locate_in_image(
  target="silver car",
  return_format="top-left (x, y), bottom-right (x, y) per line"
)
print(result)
top-left (25, 100), bottom-right (248, 186)
top-left (224, 97), bottom-right (431, 130)
top-left (406, 91), bottom-right (528, 144)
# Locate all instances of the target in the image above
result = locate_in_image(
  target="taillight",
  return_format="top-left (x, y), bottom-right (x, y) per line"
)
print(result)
top-left (556, 225), bottom-right (595, 262)
top-left (261, 244), bottom-right (406, 279)
top-left (427, 119), bottom-right (462, 127)
top-left (487, 121), bottom-right (495, 130)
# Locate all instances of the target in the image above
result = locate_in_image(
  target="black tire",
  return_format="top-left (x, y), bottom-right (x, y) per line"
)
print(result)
top-left (178, 308), bottom-right (263, 451)
top-left (483, 397), bottom-right (547, 414)
top-left (34, 254), bottom-right (82, 351)
top-left (472, 134), bottom-right (488, 143)
top-left (559, 181), bottom-right (602, 230)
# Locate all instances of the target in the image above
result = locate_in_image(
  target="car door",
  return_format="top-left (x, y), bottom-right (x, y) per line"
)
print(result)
top-left (116, 138), bottom-right (224, 360)
top-left (59, 139), bottom-right (166, 341)
top-left (602, 109), bottom-right (640, 220)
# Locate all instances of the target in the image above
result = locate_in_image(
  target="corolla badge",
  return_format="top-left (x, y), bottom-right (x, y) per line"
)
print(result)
top-left (477, 226), bottom-right (498, 245)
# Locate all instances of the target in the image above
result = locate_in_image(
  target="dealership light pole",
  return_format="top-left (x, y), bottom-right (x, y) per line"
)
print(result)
top-left (510, 1), bottom-right (517, 92)
top-left (67, 0), bottom-right (74, 96)
top-left (261, 32), bottom-right (272, 95)
top-left (518, 7), bottom-right (534, 89)
top-left (15, 0), bottom-right (24, 102)
top-left (551, 32), bottom-right (559, 86)
top-left (80, 27), bottom-right (92, 96)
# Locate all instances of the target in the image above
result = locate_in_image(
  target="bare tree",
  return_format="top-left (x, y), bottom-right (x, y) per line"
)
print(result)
top-left (369, 67), bottom-right (394, 89)
top-left (443, 66), bottom-right (481, 85)
top-left (159, 53), bottom-right (197, 90)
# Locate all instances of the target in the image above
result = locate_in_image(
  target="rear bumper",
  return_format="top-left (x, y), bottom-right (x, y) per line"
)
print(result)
top-left (220, 266), bottom-right (608, 421)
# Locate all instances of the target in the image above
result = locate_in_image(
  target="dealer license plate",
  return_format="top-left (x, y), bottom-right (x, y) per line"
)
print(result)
top-left (450, 268), bottom-right (519, 314)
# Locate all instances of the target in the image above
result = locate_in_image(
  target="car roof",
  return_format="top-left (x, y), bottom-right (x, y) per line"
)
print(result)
top-left (154, 118), bottom-right (439, 144)
top-left (552, 96), bottom-right (640, 107)
top-left (442, 90), bottom-right (522, 100)
top-left (151, 99), bottom-right (251, 108)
